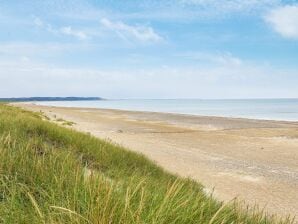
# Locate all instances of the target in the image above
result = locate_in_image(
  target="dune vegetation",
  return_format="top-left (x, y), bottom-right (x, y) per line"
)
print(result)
top-left (0, 104), bottom-right (294, 223)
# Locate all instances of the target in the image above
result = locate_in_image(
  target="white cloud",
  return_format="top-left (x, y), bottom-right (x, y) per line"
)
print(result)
top-left (100, 18), bottom-right (162, 42)
top-left (33, 17), bottom-right (88, 40)
top-left (60, 26), bottom-right (87, 40)
top-left (265, 5), bottom-right (298, 39)
top-left (33, 17), bottom-right (43, 27)
top-left (177, 52), bottom-right (243, 66)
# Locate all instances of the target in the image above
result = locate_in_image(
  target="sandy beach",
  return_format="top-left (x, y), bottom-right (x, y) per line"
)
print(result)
top-left (16, 103), bottom-right (298, 218)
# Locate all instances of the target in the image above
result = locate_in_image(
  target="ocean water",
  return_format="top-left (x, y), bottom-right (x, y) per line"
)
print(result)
top-left (35, 99), bottom-right (298, 121)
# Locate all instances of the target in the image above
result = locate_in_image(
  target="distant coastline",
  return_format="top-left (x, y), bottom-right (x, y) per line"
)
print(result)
top-left (0, 97), bottom-right (103, 102)
top-left (31, 98), bottom-right (298, 122)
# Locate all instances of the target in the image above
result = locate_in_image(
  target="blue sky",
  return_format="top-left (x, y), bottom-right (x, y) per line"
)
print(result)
top-left (0, 0), bottom-right (298, 99)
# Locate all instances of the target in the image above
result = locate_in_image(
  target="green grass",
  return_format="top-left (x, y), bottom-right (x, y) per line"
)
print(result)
top-left (55, 118), bottom-right (76, 126)
top-left (0, 104), bottom-right (294, 223)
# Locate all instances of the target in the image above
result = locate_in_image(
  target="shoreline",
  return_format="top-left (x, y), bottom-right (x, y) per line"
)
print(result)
top-left (20, 102), bottom-right (298, 126)
top-left (14, 103), bottom-right (298, 218)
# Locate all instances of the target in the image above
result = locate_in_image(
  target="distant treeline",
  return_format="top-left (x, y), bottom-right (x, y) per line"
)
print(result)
top-left (0, 97), bottom-right (103, 102)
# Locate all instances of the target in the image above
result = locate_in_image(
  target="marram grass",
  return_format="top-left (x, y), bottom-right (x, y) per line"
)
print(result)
top-left (0, 104), bottom-right (294, 223)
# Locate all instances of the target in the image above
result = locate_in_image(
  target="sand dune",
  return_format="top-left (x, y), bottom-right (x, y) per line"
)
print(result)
top-left (16, 103), bottom-right (298, 218)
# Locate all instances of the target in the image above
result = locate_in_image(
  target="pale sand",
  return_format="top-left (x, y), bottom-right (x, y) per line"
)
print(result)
top-left (15, 103), bottom-right (298, 218)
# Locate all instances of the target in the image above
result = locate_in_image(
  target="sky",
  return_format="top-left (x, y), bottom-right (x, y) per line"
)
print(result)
top-left (0, 0), bottom-right (298, 99)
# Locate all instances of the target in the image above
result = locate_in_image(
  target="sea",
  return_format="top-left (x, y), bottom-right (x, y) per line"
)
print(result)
top-left (34, 98), bottom-right (298, 121)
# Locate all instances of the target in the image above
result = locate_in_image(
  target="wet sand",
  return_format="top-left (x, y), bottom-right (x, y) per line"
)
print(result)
top-left (15, 103), bottom-right (298, 218)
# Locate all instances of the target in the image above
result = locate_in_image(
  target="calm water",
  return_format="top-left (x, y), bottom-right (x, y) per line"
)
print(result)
top-left (35, 99), bottom-right (298, 121)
